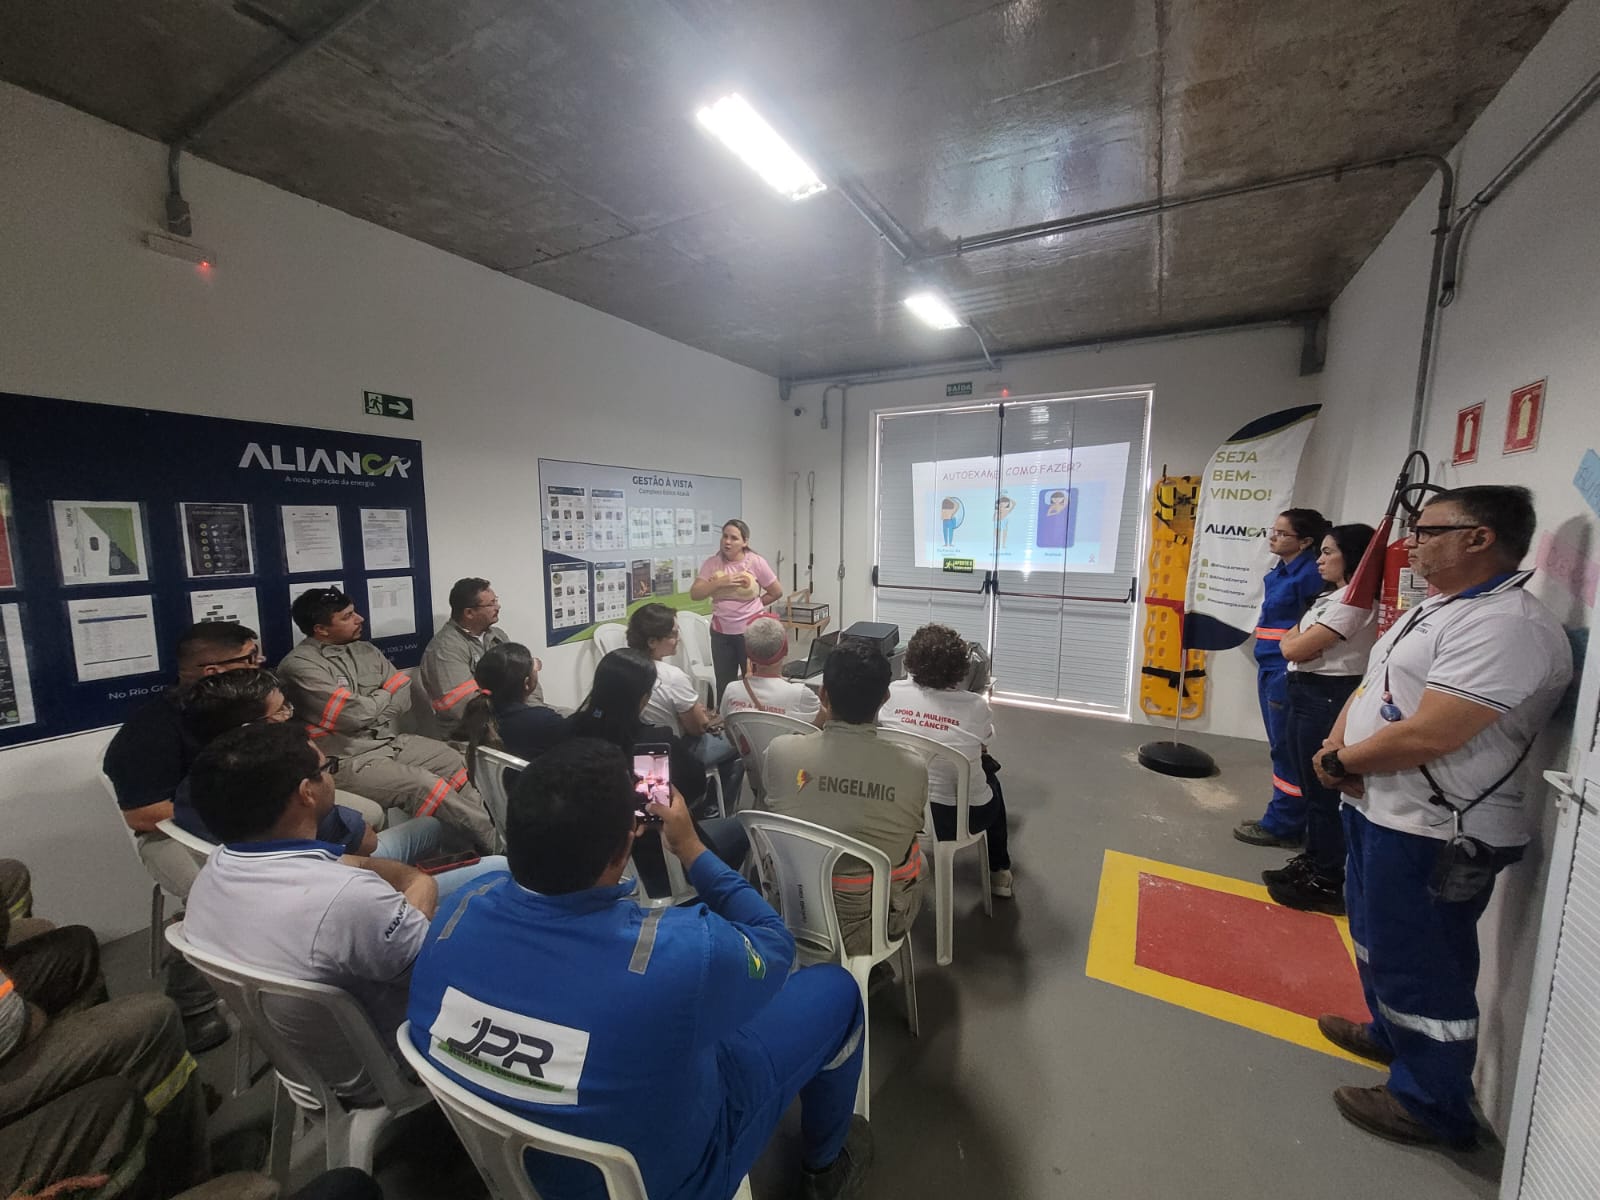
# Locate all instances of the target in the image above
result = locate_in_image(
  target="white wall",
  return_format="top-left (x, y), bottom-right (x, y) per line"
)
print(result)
top-left (1311, 0), bottom-right (1600, 1136)
top-left (784, 326), bottom-right (1322, 740)
top-left (0, 83), bottom-right (784, 936)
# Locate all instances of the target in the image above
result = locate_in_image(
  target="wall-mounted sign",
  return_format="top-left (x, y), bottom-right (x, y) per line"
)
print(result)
top-left (1503, 379), bottom-right (1545, 455)
top-left (364, 391), bottom-right (414, 421)
top-left (945, 381), bottom-right (973, 397)
top-left (941, 557), bottom-right (975, 574)
top-left (1453, 402), bottom-right (1483, 466)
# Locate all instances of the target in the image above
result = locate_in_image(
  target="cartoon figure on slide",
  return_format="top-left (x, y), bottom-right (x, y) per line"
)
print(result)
top-left (994, 493), bottom-right (1016, 550)
top-left (940, 496), bottom-right (965, 546)
top-left (1036, 489), bottom-right (1073, 548)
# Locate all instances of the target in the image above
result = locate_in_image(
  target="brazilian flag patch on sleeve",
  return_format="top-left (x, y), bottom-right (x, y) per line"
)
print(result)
top-left (741, 934), bottom-right (767, 980)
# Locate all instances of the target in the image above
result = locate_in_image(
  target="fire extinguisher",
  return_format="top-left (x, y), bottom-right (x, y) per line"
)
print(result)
top-left (1378, 536), bottom-right (1429, 633)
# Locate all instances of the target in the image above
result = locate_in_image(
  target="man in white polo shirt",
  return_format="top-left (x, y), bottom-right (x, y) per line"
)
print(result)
top-left (182, 722), bottom-right (506, 1098)
top-left (1312, 486), bottom-right (1571, 1149)
top-left (720, 616), bottom-right (822, 723)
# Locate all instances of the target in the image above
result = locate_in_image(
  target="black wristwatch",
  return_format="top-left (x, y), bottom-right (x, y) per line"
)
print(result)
top-left (1320, 749), bottom-right (1348, 779)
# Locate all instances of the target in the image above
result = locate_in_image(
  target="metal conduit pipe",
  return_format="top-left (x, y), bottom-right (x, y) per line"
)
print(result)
top-left (164, 0), bottom-right (384, 231)
top-left (1437, 67), bottom-right (1600, 308)
top-left (910, 152), bottom-right (1452, 262)
top-left (1406, 157), bottom-right (1456, 452)
top-left (835, 384), bottom-right (849, 627)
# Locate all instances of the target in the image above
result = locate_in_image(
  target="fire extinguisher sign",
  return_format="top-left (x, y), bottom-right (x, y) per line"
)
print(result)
top-left (1453, 402), bottom-right (1483, 466)
top-left (1503, 379), bottom-right (1546, 455)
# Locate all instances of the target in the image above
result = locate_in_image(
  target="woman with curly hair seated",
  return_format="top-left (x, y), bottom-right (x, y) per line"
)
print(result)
top-left (880, 623), bottom-right (1013, 897)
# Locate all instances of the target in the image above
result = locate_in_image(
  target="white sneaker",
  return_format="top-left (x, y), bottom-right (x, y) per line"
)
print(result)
top-left (991, 868), bottom-right (1014, 898)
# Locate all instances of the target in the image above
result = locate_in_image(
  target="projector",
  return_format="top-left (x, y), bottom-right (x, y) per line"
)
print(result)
top-left (841, 621), bottom-right (898, 657)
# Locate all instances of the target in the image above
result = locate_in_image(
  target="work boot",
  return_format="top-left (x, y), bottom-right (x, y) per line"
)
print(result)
top-left (1267, 871), bottom-right (1345, 915)
top-left (182, 1006), bottom-right (232, 1054)
top-left (1261, 853), bottom-right (1315, 887)
top-left (801, 1115), bottom-right (873, 1200)
top-left (1333, 1085), bottom-right (1474, 1149)
top-left (1233, 820), bottom-right (1301, 848)
top-left (1317, 1014), bottom-right (1393, 1065)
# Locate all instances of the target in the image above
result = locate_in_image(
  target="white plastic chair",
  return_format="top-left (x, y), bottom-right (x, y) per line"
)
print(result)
top-left (155, 816), bottom-right (216, 860)
top-left (674, 610), bottom-right (718, 706)
top-left (877, 727), bottom-right (991, 967)
top-left (99, 771), bottom-right (167, 979)
top-left (396, 1022), bottom-right (751, 1200)
top-left (166, 922), bottom-right (433, 1182)
top-left (593, 622), bottom-right (629, 657)
top-left (624, 842), bottom-right (698, 909)
top-left (736, 811), bottom-right (919, 1119)
top-left (723, 711), bottom-right (818, 806)
top-left (473, 746), bottom-right (530, 853)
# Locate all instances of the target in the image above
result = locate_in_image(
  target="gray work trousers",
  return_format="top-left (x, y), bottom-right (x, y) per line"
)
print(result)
top-left (339, 735), bottom-right (494, 853)
top-left (0, 993), bottom-right (208, 1198)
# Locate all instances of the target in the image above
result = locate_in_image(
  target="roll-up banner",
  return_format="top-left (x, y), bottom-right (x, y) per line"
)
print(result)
top-left (1182, 405), bottom-right (1321, 652)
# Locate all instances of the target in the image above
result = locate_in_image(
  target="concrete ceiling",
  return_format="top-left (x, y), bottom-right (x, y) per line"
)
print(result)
top-left (0, 1), bottom-right (1567, 379)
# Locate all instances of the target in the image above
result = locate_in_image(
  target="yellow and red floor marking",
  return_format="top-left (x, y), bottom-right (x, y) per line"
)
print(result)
top-left (1086, 849), bottom-right (1379, 1067)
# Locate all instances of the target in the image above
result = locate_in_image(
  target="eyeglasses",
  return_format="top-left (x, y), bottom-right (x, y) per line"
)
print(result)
top-left (1266, 529), bottom-right (1301, 541)
top-left (309, 755), bottom-right (340, 780)
top-left (205, 646), bottom-right (265, 670)
top-left (1403, 522), bottom-right (1480, 543)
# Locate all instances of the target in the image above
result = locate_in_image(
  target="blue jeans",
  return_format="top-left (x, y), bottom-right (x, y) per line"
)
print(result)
top-left (434, 855), bottom-right (511, 900)
top-left (689, 732), bottom-right (745, 813)
top-left (1284, 673), bottom-right (1361, 876)
top-left (373, 814), bottom-right (442, 864)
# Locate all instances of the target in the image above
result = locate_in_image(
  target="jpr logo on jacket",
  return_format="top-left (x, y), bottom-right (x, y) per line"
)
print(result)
top-left (429, 986), bottom-right (590, 1106)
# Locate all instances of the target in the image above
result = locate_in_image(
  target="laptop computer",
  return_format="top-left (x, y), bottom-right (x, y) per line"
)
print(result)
top-left (781, 631), bottom-right (839, 680)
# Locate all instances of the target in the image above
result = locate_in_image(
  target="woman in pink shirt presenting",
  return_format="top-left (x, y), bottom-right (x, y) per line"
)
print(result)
top-left (690, 518), bottom-right (784, 697)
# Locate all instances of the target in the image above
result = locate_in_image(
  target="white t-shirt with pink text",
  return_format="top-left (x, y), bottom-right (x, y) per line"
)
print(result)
top-left (881, 679), bottom-right (994, 807)
top-left (698, 552), bottom-right (778, 635)
top-left (720, 675), bottom-right (822, 722)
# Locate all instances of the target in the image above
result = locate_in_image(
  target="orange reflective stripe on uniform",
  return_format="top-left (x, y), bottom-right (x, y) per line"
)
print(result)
top-left (1253, 626), bottom-right (1287, 641)
top-left (418, 778), bottom-right (452, 816)
top-left (307, 727), bottom-right (329, 740)
top-left (450, 768), bottom-right (469, 790)
top-left (380, 672), bottom-right (411, 695)
top-left (316, 687), bottom-right (353, 730)
top-left (432, 680), bottom-right (479, 712)
top-left (832, 843), bottom-right (923, 891)
top-left (0, 976), bottom-right (14, 1001)
top-left (1272, 774), bottom-right (1304, 798)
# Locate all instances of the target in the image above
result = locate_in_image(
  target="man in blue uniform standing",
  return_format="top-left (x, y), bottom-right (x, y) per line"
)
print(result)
top-left (407, 738), bottom-right (873, 1200)
top-left (1235, 508), bottom-right (1329, 846)
top-left (1312, 486), bottom-right (1571, 1147)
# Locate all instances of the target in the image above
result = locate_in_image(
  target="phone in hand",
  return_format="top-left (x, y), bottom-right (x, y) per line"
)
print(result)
top-left (416, 850), bottom-right (481, 875)
top-left (632, 743), bottom-right (672, 820)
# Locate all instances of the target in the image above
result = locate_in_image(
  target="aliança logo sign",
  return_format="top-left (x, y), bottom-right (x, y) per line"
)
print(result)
top-left (238, 442), bottom-right (411, 478)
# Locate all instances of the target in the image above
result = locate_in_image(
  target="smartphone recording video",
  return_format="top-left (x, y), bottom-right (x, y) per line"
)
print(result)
top-left (632, 744), bottom-right (671, 819)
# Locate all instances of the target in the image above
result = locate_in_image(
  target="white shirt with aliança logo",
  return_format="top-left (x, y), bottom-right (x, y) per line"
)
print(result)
top-left (1286, 592), bottom-right (1378, 676)
top-left (1342, 571), bottom-right (1572, 846)
top-left (881, 679), bottom-right (995, 807)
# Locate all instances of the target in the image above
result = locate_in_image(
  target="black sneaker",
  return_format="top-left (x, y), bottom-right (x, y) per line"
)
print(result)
top-left (1262, 854), bottom-right (1315, 887)
top-left (1267, 871), bottom-right (1345, 915)
top-left (801, 1115), bottom-right (874, 1200)
top-left (182, 1006), bottom-right (232, 1053)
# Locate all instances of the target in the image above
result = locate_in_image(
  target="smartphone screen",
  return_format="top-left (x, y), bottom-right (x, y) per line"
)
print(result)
top-left (632, 744), bottom-right (671, 815)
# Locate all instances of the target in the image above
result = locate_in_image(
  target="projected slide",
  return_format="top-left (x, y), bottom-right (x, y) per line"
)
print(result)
top-left (910, 443), bottom-right (1130, 573)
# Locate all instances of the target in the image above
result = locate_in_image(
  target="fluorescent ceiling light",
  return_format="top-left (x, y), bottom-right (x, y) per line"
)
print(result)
top-left (904, 291), bottom-right (964, 330)
top-left (694, 93), bottom-right (827, 201)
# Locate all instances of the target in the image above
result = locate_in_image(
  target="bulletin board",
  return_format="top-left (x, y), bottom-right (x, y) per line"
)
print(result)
top-left (538, 458), bottom-right (742, 645)
top-left (0, 392), bottom-right (431, 749)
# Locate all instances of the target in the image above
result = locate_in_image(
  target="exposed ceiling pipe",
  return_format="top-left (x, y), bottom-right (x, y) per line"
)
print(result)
top-left (163, 0), bottom-right (384, 235)
top-left (909, 152), bottom-right (1451, 262)
top-left (1405, 157), bottom-right (1456, 453)
top-left (783, 311), bottom-right (1315, 390)
top-left (835, 385), bottom-right (849, 626)
top-left (1437, 67), bottom-right (1600, 308)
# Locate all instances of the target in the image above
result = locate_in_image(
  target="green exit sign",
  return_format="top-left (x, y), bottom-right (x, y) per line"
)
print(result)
top-left (364, 391), bottom-right (414, 420)
top-left (946, 381), bottom-right (973, 397)
top-left (942, 557), bottom-right (975, 574)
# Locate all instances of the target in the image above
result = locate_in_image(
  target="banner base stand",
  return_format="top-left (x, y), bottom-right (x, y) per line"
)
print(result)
top-left (1138, 740), bottom-right (1216, 778)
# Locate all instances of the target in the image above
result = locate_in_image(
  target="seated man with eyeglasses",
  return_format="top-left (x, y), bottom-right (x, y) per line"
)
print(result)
top-left (278, 588), bottom-right (496, 852)
top-left (183, 723), bottom-right (506, 1101)
top-left (102, 619), bottom-right (266, 1051)
top-left (172, 669), bottom-right (443, 865)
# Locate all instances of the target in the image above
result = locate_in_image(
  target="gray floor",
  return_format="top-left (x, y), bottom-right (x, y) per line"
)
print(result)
top-left (102, 709), bottom-right (1501, 1199)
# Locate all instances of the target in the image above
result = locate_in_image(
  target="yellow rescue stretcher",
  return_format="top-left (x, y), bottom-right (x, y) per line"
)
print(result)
top-left (1140, 474), bottom-right (1207, 719)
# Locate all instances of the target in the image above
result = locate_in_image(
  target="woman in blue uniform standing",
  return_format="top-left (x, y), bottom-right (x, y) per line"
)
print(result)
top-left (1234, 507), bottom-right (1329, 846)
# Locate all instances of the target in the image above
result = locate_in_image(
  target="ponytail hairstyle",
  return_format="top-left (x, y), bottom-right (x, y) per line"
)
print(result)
top-left (1322, 523), bottom-right (1378, 591)
top-left (721, 518), bottom-right (753, 555)
top-left (461, 642), bottom-right (537, 782)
